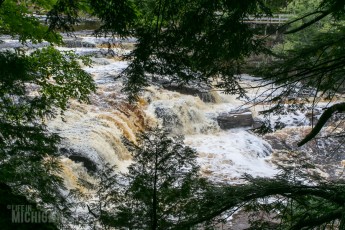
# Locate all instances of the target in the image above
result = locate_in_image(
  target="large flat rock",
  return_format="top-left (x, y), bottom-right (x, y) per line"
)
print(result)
top-left (162, 84), bottom-right (219, 103)
top-left (217, 110), bottom-right (254, 129)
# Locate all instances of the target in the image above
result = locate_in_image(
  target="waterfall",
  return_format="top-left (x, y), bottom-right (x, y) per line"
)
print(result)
top-left (46, 33), bottom-right (280, 192)
top-left (0, 32), bottom-right (279, 192)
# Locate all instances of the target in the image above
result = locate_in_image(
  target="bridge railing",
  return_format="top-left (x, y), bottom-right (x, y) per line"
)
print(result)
top-left (244, 14), bottom-right (293, 24)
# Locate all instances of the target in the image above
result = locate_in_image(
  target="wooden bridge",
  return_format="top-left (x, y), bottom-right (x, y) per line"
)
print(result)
top-left (243, 14), bottom-right (293, 35)
top-left (244, 14), bottom-right (292, 24)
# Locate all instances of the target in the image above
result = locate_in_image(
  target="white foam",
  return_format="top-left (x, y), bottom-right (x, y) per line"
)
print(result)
top-left (185, 129), bottom-right (277, 183)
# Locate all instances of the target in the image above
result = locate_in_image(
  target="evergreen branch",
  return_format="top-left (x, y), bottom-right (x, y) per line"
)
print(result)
top-left (284, 10), bottom-right (331, 34)
top-left (178, 180), bottom-right (345, 228)
top-left (297, 102), bottom-right (345, 147)
top-left (290, 208), bottom-right (342, 230)
top-left (278, 10), bottom-right (326, 31)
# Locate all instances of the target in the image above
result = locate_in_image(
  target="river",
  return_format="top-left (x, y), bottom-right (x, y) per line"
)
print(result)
top-left (2, 30), bottom-right (343, 229)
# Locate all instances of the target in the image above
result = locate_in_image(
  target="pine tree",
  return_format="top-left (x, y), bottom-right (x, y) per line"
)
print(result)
top-left (98, 128), bottom-right (211, 229)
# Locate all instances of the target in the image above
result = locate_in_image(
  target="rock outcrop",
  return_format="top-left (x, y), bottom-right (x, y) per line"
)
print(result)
top-left (162, 84), bottom-right (220, 103)
top-left (63, 39), bottom-right (96, 48)
top-left (150, 78), bottom-right (221, 103)
top-left (217, 109), bottom-right (254, 129)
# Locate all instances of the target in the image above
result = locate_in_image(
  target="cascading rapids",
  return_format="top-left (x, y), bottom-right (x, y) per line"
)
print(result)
top-left (0, 32), bottom-right (278, 192)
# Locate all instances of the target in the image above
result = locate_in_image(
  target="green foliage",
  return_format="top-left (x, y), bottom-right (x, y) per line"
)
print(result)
top-left (0, 0), bottom-right (61, 44)
top-left (46, 0), bottom-right (82, 32)
top-left (188, 153), bottom-right (345, 230)
top-left (274, 0), bottom-right (334, 52)
top-left (96, 128), bottom-right (212, 229)
top-left (28, 47), bottom-right (95, 110)
top-left (38, 0), bottom-right (285, 100)
top-left (0, 46), bottom-right (95, 220)
top-left (29, 0), bottom-right (58, 10)
top-left (263, 0), bottom-right (291, 13)
top-left (254, 0), bottom-right (345, 135)
top-left (241, 2), bottom-right (345, 227)
top-left (0, 0), bottom-right (96, 226)
top-left (90, 0), bottom-right (140, 37)
top-left (119, 0), bottom-right (273, 100)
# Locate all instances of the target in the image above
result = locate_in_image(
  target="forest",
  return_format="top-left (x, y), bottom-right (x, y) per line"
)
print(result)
top-left (1, 0), bottom-right (345, 229)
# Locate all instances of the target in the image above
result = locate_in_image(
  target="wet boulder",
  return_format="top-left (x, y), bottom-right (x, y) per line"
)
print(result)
top-left (91, 58), bottom-right (110, 65)
top-left (161, 83), bottom-right (219, 103)
top-left (60, 148), bottom-right (98, 173)
top-left (63, 39), bottom-right (96, 48)
top-left (154, 107), bottom-right (183, 132)
top-left (217, 110), bottom-right (254, 129)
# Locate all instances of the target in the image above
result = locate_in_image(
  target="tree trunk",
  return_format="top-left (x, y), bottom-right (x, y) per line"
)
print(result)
top-left (151, 149), bottom-right (158, 230)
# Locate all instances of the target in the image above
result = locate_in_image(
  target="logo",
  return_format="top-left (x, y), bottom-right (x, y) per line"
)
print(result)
top-left (7, 205), bottom-right (61, 224)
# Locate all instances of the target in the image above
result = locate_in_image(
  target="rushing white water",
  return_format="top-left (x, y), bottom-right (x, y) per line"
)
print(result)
top-left (143, 87), bottom-right (277, 182)
top-left (185, 130), bottom-right (275, 183)
top-left (5, 31), bottom-right (336, 189)
top-left (43, 33), bottom-right (280, 189)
